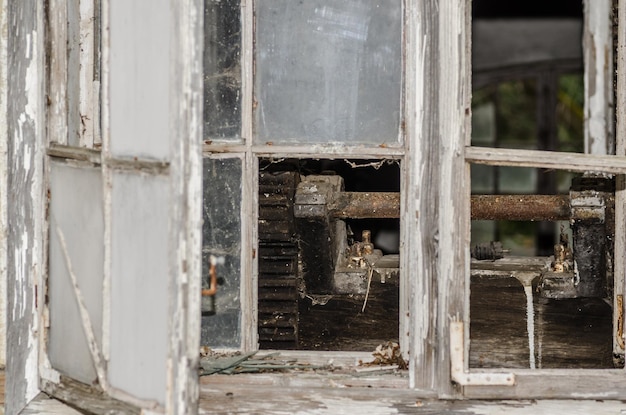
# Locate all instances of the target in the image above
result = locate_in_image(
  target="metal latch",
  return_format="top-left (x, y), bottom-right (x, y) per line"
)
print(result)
top-left (450, 321), bottom-right (515, 386)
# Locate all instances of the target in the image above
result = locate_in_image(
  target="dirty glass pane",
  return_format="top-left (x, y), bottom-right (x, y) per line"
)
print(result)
top-left (109, 171), bottom-right (169, 403)
top-left (202, 157), bottom-right (242, 348)
top-left (203, 0), bottom-right (241, 141)
top-left (255, 0), bottom-right (402, 145)
top-left (48, 161), bottom-right (103, 385)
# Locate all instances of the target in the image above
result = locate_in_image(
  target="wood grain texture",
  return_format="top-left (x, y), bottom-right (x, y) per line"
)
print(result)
top-left (198, 380), bottom-right (626, 414)
top-left (6, 1), bottom-right (45, 414)
top-left (167, 0), bottom-right (204, 413)
top-left (41, 376), bottom-right (140, 414)
top-left (614, 0), bottom-right (626, 358)
top-left (466, 146), bottom-right (626, 174)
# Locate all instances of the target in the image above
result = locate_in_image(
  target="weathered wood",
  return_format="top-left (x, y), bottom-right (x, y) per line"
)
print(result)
top-left (405, 0), bottom-right (442, 392)
top-left (584, 0), bottom-right (615, 155)
top-left (167, 0), bottom-right (204, 413)
top-left (432, 0), bottom-right (471, 397)
top-left (615, 0), bottom-right (626, 358)
top-left (78, 0), bottom-right (96, 147)
top-left (298, 281), bottom-right (399, 351)
top-left (466, 146), bottom-right (626, 174)
top-left (41, 377), bottom-right (140, 414)
top-left (204, 143), bottom-right (405, 158)
top-left (48, 0), bottom-right (69, 145)
top-left (240, 1), bottom-right (257, 354)
top-left (7, 1), bottom-right (45, 414)
top-left (20, 393), bottom-right (83, 415)
top-left (198, 381), bottom-right (626, 414)
top-left (469, 272), bottom-right (613, 370)
top-left (0, 0), bottom-right (8, 370)
top-left (463, 369), bottom-right (626, 399)
top-left (66, 0), bottom-right (80, 146)
top-left (47, 143), bottom-right (102, 164)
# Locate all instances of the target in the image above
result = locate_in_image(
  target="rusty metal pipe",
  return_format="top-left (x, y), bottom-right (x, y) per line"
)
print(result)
top-left (328, 192), bottom-right (573, 222)
top-left (202, 257), bottom-right (218, 297)
top-left (471, 195), bottom-right (571, 221)
top-left (329, 192), bottom-right (400, 219)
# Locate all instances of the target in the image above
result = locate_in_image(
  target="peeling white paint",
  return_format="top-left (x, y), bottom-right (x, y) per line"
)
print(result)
top-left (570, 391), bottom-right (620, 399)
top-left (584, 0), bottom-right (614, 155)
top-left (24, 32), bottom-right (38, 120)
top-left (300, 395), bottom-right (399, 415)
top-left (0, 0), bottom-right (8, 368)
top-left (469, 399), bottom-right (626, 415)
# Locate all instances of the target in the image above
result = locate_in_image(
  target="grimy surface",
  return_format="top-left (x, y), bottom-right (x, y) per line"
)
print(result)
top-left (199, 379), bottom-right (626, 414)
top-left (470, 274), bottom-right (614, 369)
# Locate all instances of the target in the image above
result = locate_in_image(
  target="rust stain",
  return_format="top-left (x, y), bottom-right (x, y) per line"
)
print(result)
top-left (471, 194), bottom-right (570, 221)
top-left (618, 295), bottom-right (624, 350)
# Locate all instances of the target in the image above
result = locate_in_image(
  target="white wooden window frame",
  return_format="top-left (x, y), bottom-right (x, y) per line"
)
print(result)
top-left (449, 0), bottom-right (626, 399)
top-left (8, 0), bottom-right (626, 413)
top-left (7, 0), bottom-right (204, 414)
top-left (203, 0), bottom-right (420, 392)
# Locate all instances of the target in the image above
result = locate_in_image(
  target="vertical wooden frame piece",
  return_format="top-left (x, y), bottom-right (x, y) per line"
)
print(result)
top-left (100, 0), bottom-right (203, 411)
top-left (405, 0), bottom-right (470, 395)
top-left (6, 1), bottom-right (45, 414)
top-left (0, 0), bottom-right (7, 370)
top-left (167, 0), bottom-right (203, 413)
top-left (48, 0), bottom-right (69, 146)
top-left (615, 0), bottom-right (626, 359)
top-left (583, 0), bottom-right (615, 155)
top-left (240, 0), bottom-right (257, 352)
top-left (404, 0), bottom-right (433, 390)
top-left (436, 0), bottom-right (471, 396)
top-left (66, 0), bottom-right (81, 147)
top-left (78, 0), bottom-right (96, 148)
top-left (241, 152), bottom-right (258, 351)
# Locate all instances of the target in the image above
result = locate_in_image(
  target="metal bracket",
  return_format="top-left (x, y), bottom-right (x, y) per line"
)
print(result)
top-left (450, 321), bottom-right (515, 386)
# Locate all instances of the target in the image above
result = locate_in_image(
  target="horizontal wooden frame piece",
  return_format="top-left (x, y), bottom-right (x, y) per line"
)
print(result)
top-left (463, 369), bottom-right (626, 399)
top-left (466, 146), bottom-right (626, 174)
top-left (203, 143), bottom-right (405, 158)
top-left (48, 144), bottom-right (102, 164)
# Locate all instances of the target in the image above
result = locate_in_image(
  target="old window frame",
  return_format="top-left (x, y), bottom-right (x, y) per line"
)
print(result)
top-left (448, 0), bottom-right (626, 398)
top-left (204, 0), bottom-right (412, 379)
top-left (5, 0), bottom-right (203, 413)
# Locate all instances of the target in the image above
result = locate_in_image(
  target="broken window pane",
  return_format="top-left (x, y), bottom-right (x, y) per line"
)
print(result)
top-left (201, 157), bottom-right (242, 348)
top-left (255, 0), bottom-right (402, 145)
top-left (469, 166), bottom-right (618, 369)
top-left (257, 159), bottom-right (400, 351)
top-left (203, 0), bottom-right (241, 141)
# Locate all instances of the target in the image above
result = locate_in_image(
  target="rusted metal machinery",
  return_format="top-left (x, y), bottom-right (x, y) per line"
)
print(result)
top-left (257, 171), bottom-right (615, 350)
top-left (538, 176), bottom-right (614, 299)
top-left (257, 171), bottom-right (300, 349)
top-left (291, 173), bottom-right (615, 301)
top-left (294, 175), bottom-right (399, 297)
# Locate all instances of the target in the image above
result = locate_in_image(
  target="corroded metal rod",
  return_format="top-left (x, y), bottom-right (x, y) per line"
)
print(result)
top-left (471, 195), bottom-right (571, 221)
top-left (329, 192), bottom-right (401, 219)
top-left (328, 192), bottom-right (573, 221)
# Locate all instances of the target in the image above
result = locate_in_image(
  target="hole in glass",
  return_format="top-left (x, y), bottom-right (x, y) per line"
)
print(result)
top-left (257, 158), bottom-right (400, 351)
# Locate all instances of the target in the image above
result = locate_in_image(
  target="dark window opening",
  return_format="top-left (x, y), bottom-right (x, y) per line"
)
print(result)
top-left (257, 159), bottom-right (400, 351)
